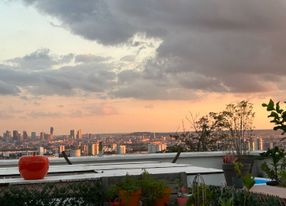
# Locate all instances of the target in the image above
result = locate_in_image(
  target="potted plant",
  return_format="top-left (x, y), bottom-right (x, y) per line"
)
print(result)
top-left (116, 175), bottom-right (141, 206)
top-left (140, 171), bottom-right (171, 206)
top-left (177, 186), bottom-right (189, 206)
top-left (261, 99), bottom-right (286, 186)
top-left (105, 185), bottom-right (121, 206)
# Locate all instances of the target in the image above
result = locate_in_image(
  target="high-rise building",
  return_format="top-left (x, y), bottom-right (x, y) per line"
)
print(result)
top-left (39, 147), bottom-right (46, 155)
top-left (22, 131), bottom-right (28, 141)
top-left (49, 127), bottom-right (54, 140)
top-left (31, 132), bottom-right (36, 140)
top-left (50, 127), bottom-right (54, 135)
top-left (40, 132), bottom-right (45, 141)
top-left (70, 130), bottom-right (75, 139)
top-left (44, 133), bottom-right (49, 141)
top-left (98, 141), bottom-right (103, 155)
top-left (12, 130), bottom-right (21, 143)
top-left (88, 143), bottom-right (99, 156)
top-left (59, 145), bottom-right (65, 153)
top-left (3, 130), bottom-right (11, 143)
top-left (76, 129), bottom-right (82, 139)
top-left (251, 140), bottom-right (256, 151)
top-left (81, 144), bottom-right (88, 156)
top-left (258, 137), bottom-right (264, 151)
top-left (117, 145), bottom-right (126, 154)
top-left (148, 143), bottom-right (167, 153)
top-left (111, 143), bottom-right (117, 151)
top-left (70, 149), bottom-right (81, 157)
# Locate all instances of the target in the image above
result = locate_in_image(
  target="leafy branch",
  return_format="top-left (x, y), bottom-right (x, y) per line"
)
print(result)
top-left (262, 99), bottom-right (286, 136)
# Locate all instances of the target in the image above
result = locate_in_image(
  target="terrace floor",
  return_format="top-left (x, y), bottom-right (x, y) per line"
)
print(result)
top-left (0, 161), bottom-right (224, 187)
top-left (251, 185), bottom-right (286, 199)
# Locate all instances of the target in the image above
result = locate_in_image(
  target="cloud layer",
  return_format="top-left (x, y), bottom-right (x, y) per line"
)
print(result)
top-left (3, 0), bottom-right (286, 99)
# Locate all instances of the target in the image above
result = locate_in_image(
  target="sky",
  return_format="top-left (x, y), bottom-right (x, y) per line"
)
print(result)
top-left (0, 0), bottom-right (286, 135)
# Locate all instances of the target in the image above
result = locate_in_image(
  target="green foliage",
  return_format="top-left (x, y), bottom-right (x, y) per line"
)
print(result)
top-left (262, 99), bottom-right (286, 135)
top-left (140, 171), bottom-right (169, 206)
top-left (219, 197), bottom-right (233, 206)
top-left (0, 180), bottom-right (105, 206)
top-left (108, 172), bottom-right (170, 206)
top-left (166, 144), bottom-right (187, 153)
top-left (233, 161), bottom-right (243, 177)
top-left (187, 112), bottom-right (230, 152)
top-left (242, 174), bottom-right (255, 190)
top-left (279, 170), bottom-right (286, 187)
top-left (231, 161), bottom-right (254, 190)
top-left (115, 174), bottom-right (141, 193)
top-left (170, 100), bottom-right (255, 153)
top-left (105, 184), bottom-right (118, 201)
top-left (208, 185), bottom-right (285, 206)
top-left (1, 179), bottom-right (286, 206)
top-left (188, 184), bottom-right (210, 206)
top-left (260, 147), bottom-right (286, 182)
top-left (224, 100), bottom-right (255, 156)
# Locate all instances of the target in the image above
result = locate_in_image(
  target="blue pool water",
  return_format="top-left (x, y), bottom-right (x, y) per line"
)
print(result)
top-left (254, 177), bottom-right (270, 185)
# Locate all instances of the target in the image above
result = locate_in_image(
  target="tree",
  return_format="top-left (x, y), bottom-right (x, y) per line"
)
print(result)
top-left (223, 100), bottom-right (255, 155)
top-left (169, 100), bottom-right (255, 153)
top-left (170, 112), bottom-right (228, 152)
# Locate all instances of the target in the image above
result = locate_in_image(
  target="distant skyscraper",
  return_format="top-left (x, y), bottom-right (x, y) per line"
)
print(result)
top-left (3, 130), bottom-right (11, 143)
top-left (81, 144), bottom-right (88, 156)
top-left (98, 141), bottom-right (103, 155)
top-left (44, 133), bottom-right (49, 141)
top-left (59, 145), bottom-right (65, 153)
top-left (50, 127), bottom-right (54, 135)
top-left (111, 143), bottom-right (117, 151)
top-left (39, 147), bottom-right (45, 155)
top-left (76, 129), bottom-right (82, 139)
top-left (251, 141), bottom-right (256, 151)
top-left (22, 131), bottom-right (28, 141)
top-left (31, 132), bottom-right (36, 140)
top-left (88, 143), bottom-right (99, 156)
top-left (117, 145), bottom-right (126, 154)
top-left (70, 149), bottom-right (81, 157)
top-left (258, 137), bottom-right (264, 151)
top-left (12, 130), bottom-right (21, 143)
top-left (148, 143), bottom-right (167, 153)
top-left (70, 130), bottom-right (75, 139)
top-left (40, 132), bottom-right (45, 141)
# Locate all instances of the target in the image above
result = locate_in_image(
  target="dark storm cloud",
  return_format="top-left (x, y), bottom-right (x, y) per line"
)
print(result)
top-left (0, 80), bottom-right (20, 95)
top-left (0, 50), bottom-right (116, 96)
top-left (15, 0), bottom-right (286, 98)
top-left (7, 49), bottom-right (73, 71)
top-left (23, 0), bottom-right (136, 44)
top-left (75, 55), bottom-right (110, 63)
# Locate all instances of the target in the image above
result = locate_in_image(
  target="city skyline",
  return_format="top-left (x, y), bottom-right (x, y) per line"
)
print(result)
top-left (1, 1), bottom-right (286, 134)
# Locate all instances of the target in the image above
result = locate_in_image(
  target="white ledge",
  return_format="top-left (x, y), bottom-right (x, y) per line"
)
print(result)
top-left (0, 151), bottom-right (263, 167)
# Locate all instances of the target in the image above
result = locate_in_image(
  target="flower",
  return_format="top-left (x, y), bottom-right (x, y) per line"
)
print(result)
top-left (223, 154), bottom-right (237, 164)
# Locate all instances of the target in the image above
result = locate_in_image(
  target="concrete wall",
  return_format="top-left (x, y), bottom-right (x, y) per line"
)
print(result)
top-left (0, 151), bottom-right (264, 176)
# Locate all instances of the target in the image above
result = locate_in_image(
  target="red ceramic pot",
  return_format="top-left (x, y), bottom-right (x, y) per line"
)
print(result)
top-left (18, 154), bottom-right (49, 180)
top-left (119, 189), bottom-right (141, 206)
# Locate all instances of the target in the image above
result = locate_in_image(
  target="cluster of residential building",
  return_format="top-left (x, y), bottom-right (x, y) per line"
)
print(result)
top-left (0, 128), bottom-right (285, 159)
top-left (0, 128), bottom-right (171, 159)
